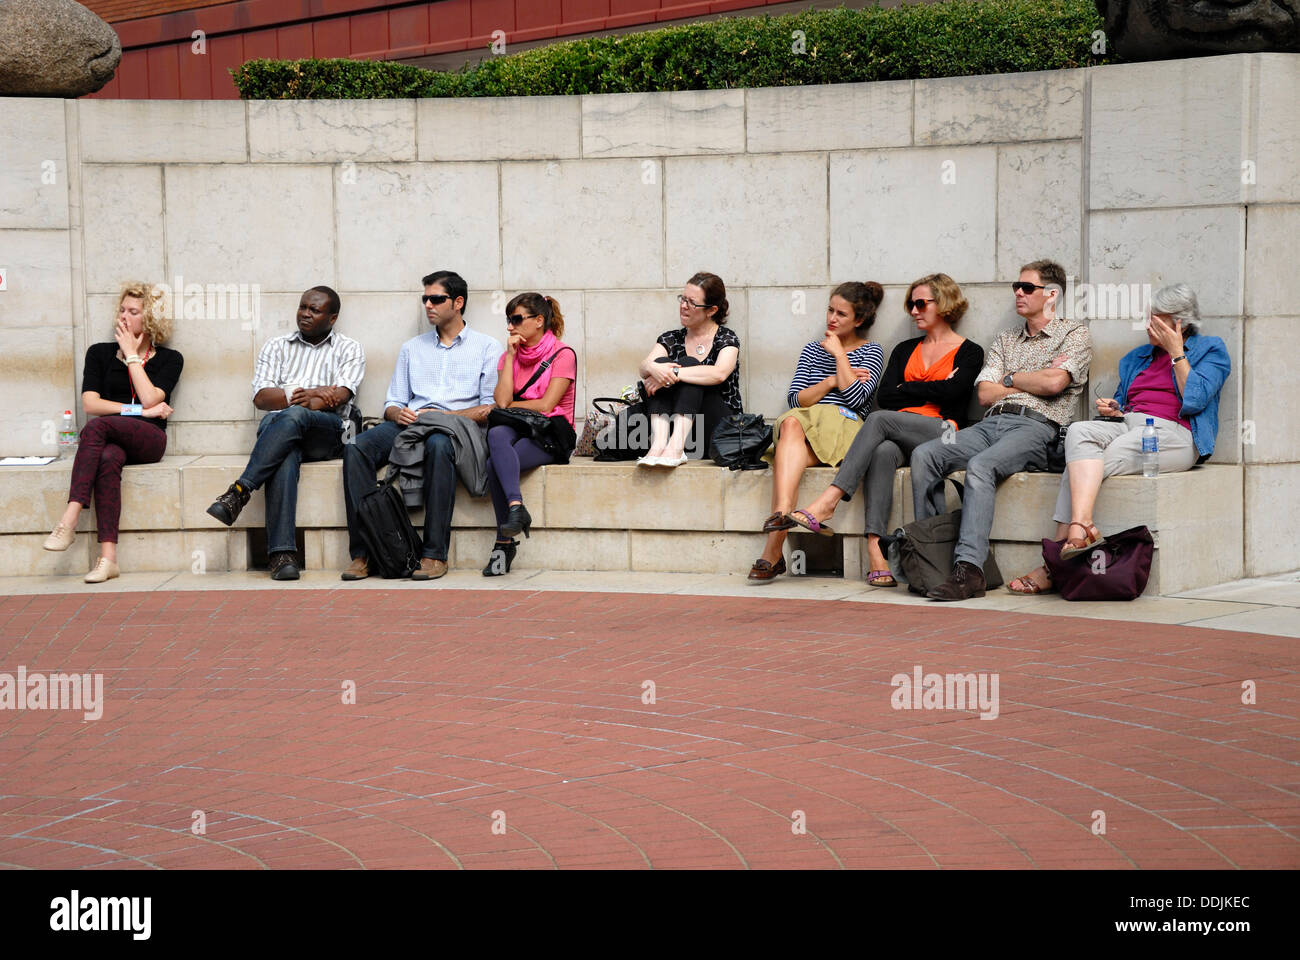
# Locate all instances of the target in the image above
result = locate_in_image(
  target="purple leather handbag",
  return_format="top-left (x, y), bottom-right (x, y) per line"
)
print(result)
top-left (1042, 525), bottom-right (1155, 601)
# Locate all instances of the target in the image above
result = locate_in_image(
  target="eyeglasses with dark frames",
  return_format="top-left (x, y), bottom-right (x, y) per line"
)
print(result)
top-left (421, 293), bottom-right (452, 305)
top-left (506, 313), bottom-right (536, 326)
top-left (907, 298), bottom-right (936, 311)
top-left (678, 294), bottom-right (707, 310)
top-left (1011, 282), bottom-right (1047, 294)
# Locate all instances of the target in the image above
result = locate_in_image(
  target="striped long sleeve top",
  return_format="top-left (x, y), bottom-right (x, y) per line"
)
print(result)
top-left (786, 340), bottom-right (886, 413)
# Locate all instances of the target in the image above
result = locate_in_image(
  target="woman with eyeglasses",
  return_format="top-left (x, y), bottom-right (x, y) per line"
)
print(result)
top-left (748, 281), bottom-right (887, 582)
top-left (43, 282), bottom-right (184, 583)
top-left (482, 292), bottom-right (576, 577)
top-left (637, 272), bottom-right (742, 467)
top-left (1008, 283), bottom-right (1231, 594)
top-left (781, 274), bottom-right (984, 587)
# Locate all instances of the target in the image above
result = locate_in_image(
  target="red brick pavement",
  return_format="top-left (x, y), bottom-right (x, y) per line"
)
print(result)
top-left (1, 589), bottom-right (1296, 869)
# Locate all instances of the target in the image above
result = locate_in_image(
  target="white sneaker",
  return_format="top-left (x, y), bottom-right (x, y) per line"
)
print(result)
top-left (43, 523), bottom-right (75, 551)
top-left (84, 558), bottom-right (119, 583)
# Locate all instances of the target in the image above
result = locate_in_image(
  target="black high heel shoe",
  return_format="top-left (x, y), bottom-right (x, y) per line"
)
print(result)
top-left (500, 503), bottom-right (532, 539)
top-left (482, 539), bottom-right (518, 577)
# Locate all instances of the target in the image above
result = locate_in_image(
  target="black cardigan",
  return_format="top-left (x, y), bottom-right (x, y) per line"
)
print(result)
top-left (873, 336), bottom-right (984, 428)
top-left (81, 341), bottom-right (185, 431)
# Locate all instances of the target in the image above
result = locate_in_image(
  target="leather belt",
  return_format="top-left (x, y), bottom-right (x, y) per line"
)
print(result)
top-left (985, 402), bottom-right (1060, 433)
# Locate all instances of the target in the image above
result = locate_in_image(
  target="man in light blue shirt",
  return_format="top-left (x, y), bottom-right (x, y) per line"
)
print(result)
top-left (341, 270), bottom-right (502, 581)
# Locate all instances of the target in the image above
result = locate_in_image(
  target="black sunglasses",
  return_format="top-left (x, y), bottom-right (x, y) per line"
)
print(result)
top-left (907, 298), bottom-right (935, 311)
top-left (506, 313), bottom-right (535, 326)
top-left (421, 293), bottom-right (452, 305)
top-left (1011, 282), bottom-right (1047, 294)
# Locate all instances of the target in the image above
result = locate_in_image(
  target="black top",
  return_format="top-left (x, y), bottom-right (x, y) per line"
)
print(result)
top-left (656, 325), bottom-right (743, 413)
top-left (81, 341), bottom-right (185, 431)
top-left (874, 336), bottom-right (984, 428)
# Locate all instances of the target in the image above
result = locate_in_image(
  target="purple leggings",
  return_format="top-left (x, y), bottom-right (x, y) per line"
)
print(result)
top-left (486, 424), bottom-right (553, 531)
top-left (67, 415), bottom-right (168, 543)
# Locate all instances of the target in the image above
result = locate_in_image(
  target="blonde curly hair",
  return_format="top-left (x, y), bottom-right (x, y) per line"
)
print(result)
top-left (115, 282), bottom-right (172, 345)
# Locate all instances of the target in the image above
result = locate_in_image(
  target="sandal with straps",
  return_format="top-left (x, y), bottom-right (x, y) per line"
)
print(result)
top-left (1007, 565), bottom-right (1055, 595)
top-left (1059, 521), bottom-right (1106, 560)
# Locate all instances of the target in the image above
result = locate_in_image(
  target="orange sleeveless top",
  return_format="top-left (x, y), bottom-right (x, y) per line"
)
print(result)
top-left (900, 341), bottom-right (961, 419)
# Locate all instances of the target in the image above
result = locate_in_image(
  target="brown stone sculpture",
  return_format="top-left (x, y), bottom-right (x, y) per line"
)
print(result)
top-left (1096, 0), bottom-right (1300, 59)
top-left (0, 0), bottom-right (122, 97)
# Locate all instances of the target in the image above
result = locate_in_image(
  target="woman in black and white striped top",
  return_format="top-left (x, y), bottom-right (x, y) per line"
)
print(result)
top-left (749, 281), bottom-right (886, 582)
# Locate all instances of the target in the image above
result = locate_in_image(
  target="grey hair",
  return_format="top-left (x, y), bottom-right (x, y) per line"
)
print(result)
top-left (1150, 283), bottom-right (1200, 338)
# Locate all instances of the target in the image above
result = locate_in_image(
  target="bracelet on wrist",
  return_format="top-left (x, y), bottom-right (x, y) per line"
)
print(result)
top-left (1172, 355), bottom-right (1187, 365)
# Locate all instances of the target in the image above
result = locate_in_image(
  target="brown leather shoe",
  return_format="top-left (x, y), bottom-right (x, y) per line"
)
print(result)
top-left (747, 556), bottom-right (787, 582)
top-left (926, 561), bottom-right (987, 601)
top-left (340, 557), bottom-right (370, 581)
top-left (411, 558), bottom-right (448, 581)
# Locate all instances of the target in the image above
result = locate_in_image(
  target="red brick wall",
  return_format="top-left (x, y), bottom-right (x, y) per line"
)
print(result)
top-left (87, 0), bottom-right (785, 99)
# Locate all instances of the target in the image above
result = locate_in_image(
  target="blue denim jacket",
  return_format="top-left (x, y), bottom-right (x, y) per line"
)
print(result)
top-left (1114, 334), bottom-right (1231, 458)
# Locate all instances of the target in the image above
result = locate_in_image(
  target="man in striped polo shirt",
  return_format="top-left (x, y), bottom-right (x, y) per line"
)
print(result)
top-left (206, 286), bottom-right (365, 581)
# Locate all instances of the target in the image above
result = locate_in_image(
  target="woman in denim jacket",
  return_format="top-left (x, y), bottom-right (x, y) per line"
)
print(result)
top-left (1009, 283), bottom-right (1231, 594)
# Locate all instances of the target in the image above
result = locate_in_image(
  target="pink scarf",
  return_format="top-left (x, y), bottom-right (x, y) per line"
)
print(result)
top-left (513, 330), bottom-right (561, 401)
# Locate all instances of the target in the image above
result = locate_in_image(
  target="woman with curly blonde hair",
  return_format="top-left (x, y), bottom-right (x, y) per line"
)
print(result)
top-left (43, 283), bottom-right (184, 582)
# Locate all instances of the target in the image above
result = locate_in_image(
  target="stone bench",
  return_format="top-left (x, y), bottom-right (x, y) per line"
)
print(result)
top-left (3, 455), bottom-right (1244, 594)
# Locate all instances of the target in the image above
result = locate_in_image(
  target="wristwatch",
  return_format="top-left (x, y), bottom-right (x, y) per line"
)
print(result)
top-left (1002, 373), bottom-right (1015, 388)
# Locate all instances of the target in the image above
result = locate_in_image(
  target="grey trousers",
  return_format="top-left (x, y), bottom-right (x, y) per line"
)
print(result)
top-left (831, 410), bottom-right (947, 537)
top-left (1052, 413), bottom-right (1198, 523)
top-left (911, 414), bottom-right (1057, 568)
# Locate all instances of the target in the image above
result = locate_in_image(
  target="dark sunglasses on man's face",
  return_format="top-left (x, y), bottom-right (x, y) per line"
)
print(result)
top-left (506, 313), bottom-right (535, 326)
top-left (1011, 282), bottom-right (1047, 294)
top-left (421, 293), bottom-right (451, 305)
top-left (908, 298), bottom-right (935, 312)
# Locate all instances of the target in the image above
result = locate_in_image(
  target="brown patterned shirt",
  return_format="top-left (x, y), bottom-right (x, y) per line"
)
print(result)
top-left (973, 316), bottom-right (1092, 425)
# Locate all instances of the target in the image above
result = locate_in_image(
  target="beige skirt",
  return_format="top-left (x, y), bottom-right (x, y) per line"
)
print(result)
top-left (764, 403), bottom-right (865, 468)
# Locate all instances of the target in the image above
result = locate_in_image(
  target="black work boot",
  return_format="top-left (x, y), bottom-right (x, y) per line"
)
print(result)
top-left (927, 561), bottom-right (987, 601)
top-left (269, 551), bottom-right (300, 581)
top-left (207, 482), bottom-right (250, 526)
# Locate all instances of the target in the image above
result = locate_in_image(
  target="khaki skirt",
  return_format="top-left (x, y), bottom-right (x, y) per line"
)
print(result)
top-left (764, 403), bottom-right (865, 468)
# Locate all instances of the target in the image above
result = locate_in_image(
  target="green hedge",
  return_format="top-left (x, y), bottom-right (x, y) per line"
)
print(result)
top-left (233, 0), bottom-right (1112, 100)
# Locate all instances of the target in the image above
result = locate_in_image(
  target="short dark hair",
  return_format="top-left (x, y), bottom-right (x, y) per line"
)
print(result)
top-left (686, 271), bottom-right (729, 324)
top-left (308, 285), bottom-right (340, 315)
top-left (422, 270), bottom-right (468, 313)
top-left (832, 280), bottom-right (885, 333)
top-left (1020, 259), bottom-right (1067, 294)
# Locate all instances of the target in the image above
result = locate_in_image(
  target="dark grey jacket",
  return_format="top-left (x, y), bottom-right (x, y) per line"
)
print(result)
top-left (386, 410), bottom-right (490, 504)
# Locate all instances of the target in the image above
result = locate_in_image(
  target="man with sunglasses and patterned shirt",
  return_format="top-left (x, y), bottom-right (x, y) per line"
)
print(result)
top-left (911, 259), bottom-right (1092, 601)
top-left (340, 270), bottom-right (501, 582)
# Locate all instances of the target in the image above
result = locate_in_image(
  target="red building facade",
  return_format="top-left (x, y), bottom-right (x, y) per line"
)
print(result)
top-left (82, 0), bottom-right (792, 99)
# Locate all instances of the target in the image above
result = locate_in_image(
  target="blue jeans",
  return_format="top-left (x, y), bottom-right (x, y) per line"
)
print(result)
top-left (238, 406), bottom-right (343, 556)
top-left (343, 420), bottom-right (457, 561)
top-left (910, 414), bottom-right (1055, 568)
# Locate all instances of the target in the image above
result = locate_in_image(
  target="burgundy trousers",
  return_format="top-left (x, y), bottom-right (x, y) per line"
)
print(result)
top-left (67, 415), bottom-right (167, 543)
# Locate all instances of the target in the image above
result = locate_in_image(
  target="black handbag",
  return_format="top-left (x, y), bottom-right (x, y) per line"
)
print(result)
top-left (355, 475), bottom-right (422, 579)
top-left (489, 346), bottom-right (577, 463)
top-left (709, 413), bottom-right (772, 470)
top-left (880, 478), bottom-right (1003, 593)
top-left (593, 398), bottom-right (650, 461)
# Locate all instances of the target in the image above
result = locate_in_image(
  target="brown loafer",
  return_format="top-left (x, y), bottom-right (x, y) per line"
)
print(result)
top-left (411, 558), bottom-right (448, 581)
top-left (747, 557), bottom-right (787, 582)
top-left (341, 557), bottom-right (370, 581)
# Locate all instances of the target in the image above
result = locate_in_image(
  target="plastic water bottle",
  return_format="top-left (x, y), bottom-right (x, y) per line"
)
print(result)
top-left (57, 410), bottom-right (78, 459)
top-left (1141, 417), bottom-right (1158, 477)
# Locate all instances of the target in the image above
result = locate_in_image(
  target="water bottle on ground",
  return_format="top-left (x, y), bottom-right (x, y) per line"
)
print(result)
top-left (1141, 417), bottom-right (1158, 477)
top-left (57, 410), bottom-right (78, 459)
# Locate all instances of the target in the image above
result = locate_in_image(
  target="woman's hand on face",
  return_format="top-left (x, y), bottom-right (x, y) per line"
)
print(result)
top-left (822, 333), bottom-right (846, 357)
top-left (115, 318), bottom-right (143, 356)
top-left (143, 402), bottom-right (173, 420)
top-left (506, 332), bottom-right (525, 355)
top-left (1147, 314), bottom-right (1183, 353)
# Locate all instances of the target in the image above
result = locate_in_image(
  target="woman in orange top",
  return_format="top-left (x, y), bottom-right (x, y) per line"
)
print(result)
top-left (788, 274), bottom-right (984, 586)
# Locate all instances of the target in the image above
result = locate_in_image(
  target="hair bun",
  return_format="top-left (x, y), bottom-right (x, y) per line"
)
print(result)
top-left (863, 281), bottom-right (884, 304)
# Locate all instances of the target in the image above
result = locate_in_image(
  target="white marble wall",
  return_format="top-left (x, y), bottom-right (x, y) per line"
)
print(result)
top-left (1, 53), bottom-right (1296, 574)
